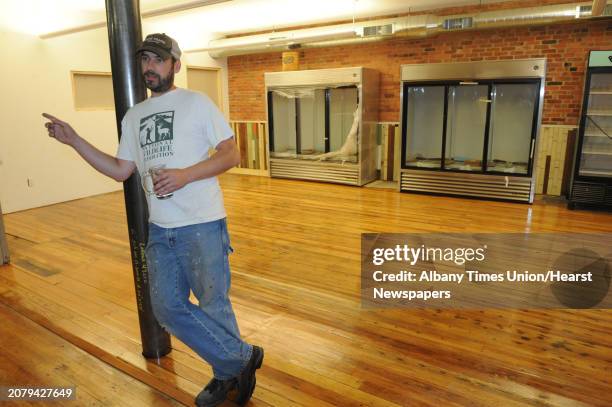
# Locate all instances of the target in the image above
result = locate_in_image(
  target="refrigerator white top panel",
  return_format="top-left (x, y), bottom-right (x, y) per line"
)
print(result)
top-left (401, 59), bottom-right (547, 82)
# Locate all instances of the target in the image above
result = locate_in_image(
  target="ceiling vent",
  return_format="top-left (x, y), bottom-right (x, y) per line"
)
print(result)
top-left (580, 4), bottom-right (612, 16)
top-left (362, 23), bottom-right (394, 37)
top-left (443, 16), bottom-right (474, 30)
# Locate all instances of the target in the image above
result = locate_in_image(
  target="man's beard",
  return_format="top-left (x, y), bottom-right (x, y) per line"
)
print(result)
top-left (144, 69), bottom-right (174, 93)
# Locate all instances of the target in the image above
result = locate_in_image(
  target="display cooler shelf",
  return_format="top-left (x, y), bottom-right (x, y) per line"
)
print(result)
top-left (587, 110), bottom-right (612, 116)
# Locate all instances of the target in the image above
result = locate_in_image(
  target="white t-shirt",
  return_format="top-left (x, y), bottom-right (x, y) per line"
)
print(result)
top-left (116, 88), bottom-right (234, 228)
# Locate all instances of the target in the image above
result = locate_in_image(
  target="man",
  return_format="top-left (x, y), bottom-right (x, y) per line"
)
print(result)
top-left (43, 33), bottom-right (263, 407)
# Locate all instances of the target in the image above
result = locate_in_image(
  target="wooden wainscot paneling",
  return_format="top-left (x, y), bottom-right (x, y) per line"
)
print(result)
top-left (378, 122), bottom-right (401, 182)
top-left (536, 125), bottom-right (578, 196)
top-left (229, 121), bottom-right (268, 176)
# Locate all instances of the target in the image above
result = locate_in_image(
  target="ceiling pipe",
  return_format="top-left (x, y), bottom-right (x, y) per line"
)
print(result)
top-left (196, 2), bottom-right (611, 58)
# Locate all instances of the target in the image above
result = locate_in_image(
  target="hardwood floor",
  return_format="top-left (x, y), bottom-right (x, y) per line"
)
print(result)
top-left (1, 173), bottom-right (611, 406)
top-left (0, 301), bottom-right (181, 406)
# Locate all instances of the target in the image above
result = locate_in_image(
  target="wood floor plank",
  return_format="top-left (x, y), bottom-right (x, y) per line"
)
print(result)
top-left (1, 174), bottom-right (611, 406)
top-left (0, 301), bottom-right (181, 406)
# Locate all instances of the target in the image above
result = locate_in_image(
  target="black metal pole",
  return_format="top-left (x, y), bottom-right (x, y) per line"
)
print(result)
top-left (105, 0), bottom-right (171, 359)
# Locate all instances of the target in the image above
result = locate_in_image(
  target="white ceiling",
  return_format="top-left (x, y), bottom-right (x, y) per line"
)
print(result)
top-left (1, 0), bottom-right (509, 38)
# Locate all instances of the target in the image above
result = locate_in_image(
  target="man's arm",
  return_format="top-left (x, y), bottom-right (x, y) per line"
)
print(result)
top-left (151, 137), bottom-right (240, 197)
top-left (43, 113), bottom-right (136, 182)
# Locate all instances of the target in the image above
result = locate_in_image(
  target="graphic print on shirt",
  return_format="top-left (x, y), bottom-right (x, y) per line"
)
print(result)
top-left (139, 111), bottom-right (175, 162)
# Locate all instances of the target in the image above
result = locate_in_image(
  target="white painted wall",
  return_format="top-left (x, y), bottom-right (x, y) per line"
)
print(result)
top-left (0, 28), bottom-right (120, 214)
top-left (0, 22), bottom-right (229, 214)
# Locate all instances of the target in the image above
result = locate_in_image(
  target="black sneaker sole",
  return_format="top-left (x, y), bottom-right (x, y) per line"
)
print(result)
top-left (235, 346), bottom-right (264, 406)
top-left (195, 379), bottom-right (238, 407)
top-left (196, 399), bottom-right (225, 407)
top-left (244, 377), bottom-right (256, 405)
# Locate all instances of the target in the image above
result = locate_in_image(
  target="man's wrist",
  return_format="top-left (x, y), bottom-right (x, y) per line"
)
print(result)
top-left (69, 135), bottom-right (83, 149)
top-left (183, 167), bottom-right (196, 184)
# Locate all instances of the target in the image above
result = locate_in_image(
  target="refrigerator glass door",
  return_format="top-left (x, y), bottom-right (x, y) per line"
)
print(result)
top-left (580, 73), bottom-right (612, 178)
top-left (445, 84), bottom-right (488, 171)
top-left (270, 90), bottom-right (297, 158)
top-left (329, 87), bottom-right (359, 162)
top-left (486, 83), bottom-right (539, 175)
top-left (297, 89), bottom-right (326, 157)
top-left (404, 86), bottom-right (445, 169)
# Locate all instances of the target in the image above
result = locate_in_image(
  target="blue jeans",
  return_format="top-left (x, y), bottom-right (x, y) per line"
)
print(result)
top-left (146, 218), bottom-right (252, 379)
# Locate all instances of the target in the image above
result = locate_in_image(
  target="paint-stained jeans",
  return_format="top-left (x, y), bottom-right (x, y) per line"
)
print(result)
top-left (146, 218), bottom-right (252, 379)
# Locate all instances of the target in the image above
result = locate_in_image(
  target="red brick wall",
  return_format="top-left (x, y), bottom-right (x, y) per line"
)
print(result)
top-left (228, 19), bottom-right (612, 125)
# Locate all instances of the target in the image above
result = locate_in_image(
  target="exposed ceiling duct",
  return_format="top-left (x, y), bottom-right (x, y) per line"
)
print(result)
top-left (193, 2), bottom-right (612, 58)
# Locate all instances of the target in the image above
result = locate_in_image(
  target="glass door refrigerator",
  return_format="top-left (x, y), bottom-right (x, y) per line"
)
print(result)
top-left (400, 59), bottom-right (546, 203)
top-left (568, 50), bottom-right (612, 210)
top-left (265, 67), bottom-right (379, 186)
